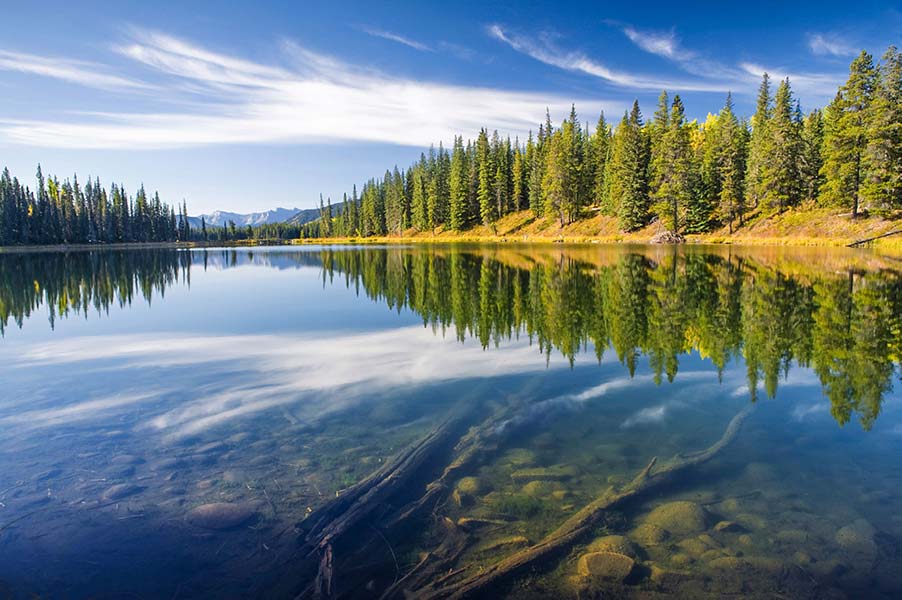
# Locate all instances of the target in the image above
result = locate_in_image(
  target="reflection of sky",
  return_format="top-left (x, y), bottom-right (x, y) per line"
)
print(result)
top-left (2, 326), bottom-right (575, 440)
top-left (1, 249), bottom-right (900, 454)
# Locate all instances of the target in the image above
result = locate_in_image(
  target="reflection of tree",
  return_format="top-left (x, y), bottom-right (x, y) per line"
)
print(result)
top-left (812, 273), bottom-right (896, 430)
top-left (321, 246), bottom-right (899, 429)
top-left (0, 250), bottom-right (190, 335)
top-left (2, 247), bottom-right (898, 429)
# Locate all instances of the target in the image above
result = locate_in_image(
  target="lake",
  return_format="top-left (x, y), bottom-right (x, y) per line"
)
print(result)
top-left (0, 244), bottom-right (900, 599)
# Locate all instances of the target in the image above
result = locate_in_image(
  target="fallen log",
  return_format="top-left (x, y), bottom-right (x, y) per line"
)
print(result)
top-left (413, 404), bottom-right (754, 599)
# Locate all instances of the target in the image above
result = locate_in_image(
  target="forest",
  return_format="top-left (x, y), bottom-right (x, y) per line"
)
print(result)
top-left (301, 46), bottom-right (901, 240)
top-left (1, 47), bottom-right (899, 246)
top-left (0, 165), bottom-right (192, 246)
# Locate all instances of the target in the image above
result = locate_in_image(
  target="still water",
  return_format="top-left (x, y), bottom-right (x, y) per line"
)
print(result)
top-left (0, 244), bottom-right (900, 599)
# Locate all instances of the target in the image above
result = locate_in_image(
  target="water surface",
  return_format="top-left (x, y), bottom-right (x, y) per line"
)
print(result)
top-left (0, 244), bottom-right (900, 599)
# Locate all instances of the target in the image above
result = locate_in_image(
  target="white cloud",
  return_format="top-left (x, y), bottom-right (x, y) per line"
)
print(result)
top-left (622, 26), bottom-right (678, 59)
top-left (0, 29), bottom-right (614, 150)
top-left (0, 49), bottom-right (150, 91)
top-left (359, 26), bottom-right (433, 52)
top-left (488, 24), bottom-right (728, 93)
top-left (739, 62), bottom-right (843, 99)
top-left (807, 33), bottom-right (858, 57)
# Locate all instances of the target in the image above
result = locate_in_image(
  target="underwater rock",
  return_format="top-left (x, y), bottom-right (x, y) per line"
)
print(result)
top-left (713, 520), bottom-right (743, 533)
top-left (645, 501), bottom-right (708, 536)
top-left (510, 465), bottom-right (577, 482)
top-left (668, 553), bottom-right (694, 568)
top-left (102, 483), bottom-right (144, 501)
top-left (835, 518), bottom-right (878, 564)
top-left (733, 512), bottom-right (767, 530)
top-left (737, 534), bottom-right (754, 546)
top-left (719, 498), bottom-right (744, 514)
top-left (629, 523), bottom-right (669, 546)
top-left (586, 535), bottom-right (639, 558)
top-left (222, 470), bottom-right (248, 484)
top-left (776, 529), bottom-right (809, 544)
top-left (502, 448), bottom-right (536, 467)
top-left (456, 476), bottom-right (482, 495)
top-left (521, 480), bottom-right (556, 497)
top-left (708, 556), bottom-right (783, 575)
top-left (676, 535), bottom-right (719, 559)
top-left (577, 551), bottom-right (635, 582)
top-left (186, 502), bottom-right (257, 530)
top-left (551, 489), bottom-right (570, 501)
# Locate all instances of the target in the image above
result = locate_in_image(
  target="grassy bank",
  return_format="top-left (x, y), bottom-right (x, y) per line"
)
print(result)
top-left (293, 205), bottom-right (902, 253)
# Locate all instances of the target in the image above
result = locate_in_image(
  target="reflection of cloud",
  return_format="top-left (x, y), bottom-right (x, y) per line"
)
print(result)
top-left (6, 327), bottom-right (569, 439)
top-left (791, 402), bottom-right (829, 421)
top-left (0, 391), bottom-right (163, 429)
top-left (497, 371), bottom-right (718, 433)
top-left (621, 404), bottom-right (670, 428)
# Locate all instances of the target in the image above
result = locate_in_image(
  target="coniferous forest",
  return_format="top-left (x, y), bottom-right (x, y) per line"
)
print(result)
top-left (301, 47), bottom-right (902, 239)
top-left (0, 165), bottom-right (190, 245)
top-left (1, 48), bottom-right (899, 246)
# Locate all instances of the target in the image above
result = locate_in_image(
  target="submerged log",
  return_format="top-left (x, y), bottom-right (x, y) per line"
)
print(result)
top-left (411, 405), bottom-right (754, 599)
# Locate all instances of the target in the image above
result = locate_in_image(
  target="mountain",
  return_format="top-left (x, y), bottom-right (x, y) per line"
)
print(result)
top-left (187, 207), bottom-right (302, 229)
top-left (284, 203), bottom-right (348, 226)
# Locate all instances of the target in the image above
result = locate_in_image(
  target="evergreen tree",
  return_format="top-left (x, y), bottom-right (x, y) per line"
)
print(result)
top-left (863, 46), bottom-right (902, 210)
top-left (763, 78), bottom-right (803, 211)
top-left (746, 74), bottom-right (773, 208)
top-left (820, 51), bottom-right (878, 216)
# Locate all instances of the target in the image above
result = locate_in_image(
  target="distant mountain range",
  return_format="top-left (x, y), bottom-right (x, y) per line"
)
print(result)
top-left (188, 203), bottom-right (348, 229)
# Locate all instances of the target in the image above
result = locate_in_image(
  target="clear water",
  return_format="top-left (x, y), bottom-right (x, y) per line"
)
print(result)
top-left (0, 244), bottom-right (900, 599)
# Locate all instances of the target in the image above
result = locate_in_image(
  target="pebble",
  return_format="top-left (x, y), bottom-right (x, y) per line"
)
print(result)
top-left (185, 502), bottom-right (257, 530)
top-left (102, 483), bottom-right (144, 501)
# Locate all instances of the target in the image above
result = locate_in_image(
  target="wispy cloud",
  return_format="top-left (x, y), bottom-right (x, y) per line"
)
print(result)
top-left (807, 33), bottom-right (858, 57)
top-left (0, 49), bottom-right (150, 91)
top-left (739, 62), bottom-right (842, 98)
top-left (359, 26), bottom-right (432, 52)
top-left (617, 24), bottom-right (740, 82)
top-left (0, 29), bottom-right (612, 149)
top-left (487, 24), bottom-right (727, 93)
top-left (622, 26), bottom-right (678, 59)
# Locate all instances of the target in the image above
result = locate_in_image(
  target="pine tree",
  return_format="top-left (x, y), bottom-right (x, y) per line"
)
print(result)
top-left (763, 78), bottom-right (803, 211)
top-left (800, 109), bottom-right (825, 201)
top-left (863, 46), bottom-right (902, 210)
top-left (476, 129), bottom-right (496, 226)
top-left (591, 112), bottom-right (610, 206)
top-left (449, 136), bottom-right (469, 230)
top-left (605, 101), bottom-right (650, 231)
top-left (746, 74), bottom-right (773, 208)
top-left (652, 95), bottom-right (696, 232)
top-left (820, 51), bottom-right (878, 216)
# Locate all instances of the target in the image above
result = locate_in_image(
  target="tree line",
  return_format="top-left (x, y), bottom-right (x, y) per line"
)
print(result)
top-left (303, 46), bottom-right (901, 239)
top-left (0, 165), bottom-right (191, 245)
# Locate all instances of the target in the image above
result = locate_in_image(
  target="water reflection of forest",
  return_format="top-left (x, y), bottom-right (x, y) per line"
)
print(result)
top-left (2, 245), bottom-right (899, 428)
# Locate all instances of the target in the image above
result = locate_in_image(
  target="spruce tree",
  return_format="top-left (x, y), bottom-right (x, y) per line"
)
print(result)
top-left (762, 79), bottom-right (803, 211)
top-left (820, 51), bottom-right (878, 216)
top-left (863, 46), bottom-right (902, 210)
top-left (746, 74), bottom-right (773, 208)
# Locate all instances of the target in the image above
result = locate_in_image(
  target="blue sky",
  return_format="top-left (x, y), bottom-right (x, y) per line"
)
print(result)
top-left (0, 0), bottom-right (898, 214)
